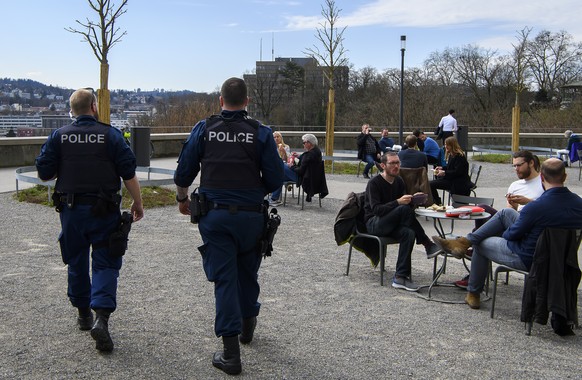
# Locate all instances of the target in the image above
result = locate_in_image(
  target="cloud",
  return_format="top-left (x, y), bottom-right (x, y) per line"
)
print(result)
top-left (284, 0), bottom-right (582, 34)
top-left (26, 71), bottom-right (43, 78)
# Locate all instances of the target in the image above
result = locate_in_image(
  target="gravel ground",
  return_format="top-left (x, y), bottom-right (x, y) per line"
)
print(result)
top-left (1, 160), bottom-right (582, 379)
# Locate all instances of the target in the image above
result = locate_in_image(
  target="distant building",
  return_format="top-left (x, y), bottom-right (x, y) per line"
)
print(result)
top-left (560, 81), bottom-right (582, 108)
top-left (243, 56), bottom-right (349, 122)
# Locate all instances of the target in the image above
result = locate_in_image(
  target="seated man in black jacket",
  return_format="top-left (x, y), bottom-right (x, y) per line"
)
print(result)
top-left (364, 152), bottom-right (440, 292)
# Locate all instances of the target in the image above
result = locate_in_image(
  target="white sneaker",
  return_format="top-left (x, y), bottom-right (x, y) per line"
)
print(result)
top-left (269, 199), bottom-right (282, 207)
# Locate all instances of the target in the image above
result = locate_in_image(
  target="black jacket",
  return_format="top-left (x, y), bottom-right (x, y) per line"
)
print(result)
top-left (521, 228), bottom-right (582, 335)
top-left (357, 133), bottom-right (381, 160)
top-left (292, 146), bottom-right (328, 199)
top-left (442, 154), bottom-right (472, 196)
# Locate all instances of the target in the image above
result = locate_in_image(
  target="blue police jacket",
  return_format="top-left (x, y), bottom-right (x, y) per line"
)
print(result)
top-left (174, 110), bottom-right (284, 205)
top-left (36, 115), bottom-right (137, 193)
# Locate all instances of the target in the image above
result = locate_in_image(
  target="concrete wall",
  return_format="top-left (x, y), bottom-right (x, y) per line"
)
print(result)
top-left (0, 131), bottom-right (569, 168)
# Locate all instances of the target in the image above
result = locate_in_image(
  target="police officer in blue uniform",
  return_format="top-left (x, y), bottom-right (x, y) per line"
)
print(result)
top-left (175, 77), bottom-right (283, 375)
top-left (36, 88), bottom-right (144, 352)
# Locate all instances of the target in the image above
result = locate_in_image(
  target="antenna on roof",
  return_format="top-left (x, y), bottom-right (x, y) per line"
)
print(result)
top-left (272, 32), bottom-right (274, 61)
top-left (260, 38), bottom-right (263, 61)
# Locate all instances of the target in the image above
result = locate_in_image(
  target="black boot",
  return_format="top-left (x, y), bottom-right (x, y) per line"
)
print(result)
top-left (239, 317), bottom-right (257, 344)
top-left (91, 309), bottom-right (114, 352)
top-left (212, 335), bottom-right (241, 375)
top-left (77, 307), bottom-right (94, 331)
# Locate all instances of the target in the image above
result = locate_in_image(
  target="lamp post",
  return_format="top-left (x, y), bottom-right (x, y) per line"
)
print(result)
top-left (399, 35), bottom-right (406, 146)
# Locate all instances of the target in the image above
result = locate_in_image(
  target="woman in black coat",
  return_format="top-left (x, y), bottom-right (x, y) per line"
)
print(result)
top-left (429, 136), bottom-right (472, 205)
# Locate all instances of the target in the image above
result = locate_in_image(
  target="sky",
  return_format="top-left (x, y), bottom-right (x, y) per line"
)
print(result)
top-left (2, 0), bottom-right (582, 94)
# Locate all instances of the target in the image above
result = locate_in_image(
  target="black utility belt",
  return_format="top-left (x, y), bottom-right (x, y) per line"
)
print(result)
top-left (207, 202), bottom-right (264, 214)
top-left (58, 194), bottom-right (99, 205)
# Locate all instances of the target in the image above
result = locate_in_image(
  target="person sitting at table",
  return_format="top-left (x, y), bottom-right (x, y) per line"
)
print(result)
top-left (453, 150), bottom-right (544, 289)
top-left (398, 135), bottom-right (428, 169)
top-left (364, 152), bottom-right (441, 292)
top-left (268, 133), bottom-right (328, 206)
top-left (429, 136), bottom-right (472, 205)
top-left (273, 131), bottom-right (291, 163)
top-left (432, 158), bottom-right (582, 310)
top-left (414, 130), bottom-right (440, 166)
top-left (378, 128), bottom-right (395, 153)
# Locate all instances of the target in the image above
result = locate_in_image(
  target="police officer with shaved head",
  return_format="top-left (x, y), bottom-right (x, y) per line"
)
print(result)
top-left (36, 88), bottom-right (144, 353)
top-left (175, 77), bottom-right (283, 375)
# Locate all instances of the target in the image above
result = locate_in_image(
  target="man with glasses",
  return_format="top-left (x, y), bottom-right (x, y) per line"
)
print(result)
top-left (363, 152), bottom-right (441, 292)
top-left (449, 150), bottom-right (544, 289)
top-left (36, 88), bottom-right (144, 353)
top-left (433, 158), bottom-right (582, 309)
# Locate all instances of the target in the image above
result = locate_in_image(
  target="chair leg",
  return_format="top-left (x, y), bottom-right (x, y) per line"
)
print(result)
top-left (490, 269), bottom-right (501, 319)
top-left (379, 245), bottom-right (386, 286)
top-left (346, 243), bottom-right (353, 276)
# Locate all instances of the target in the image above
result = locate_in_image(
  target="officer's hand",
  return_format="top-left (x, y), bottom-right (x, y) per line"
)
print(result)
top-left (179, 200), bottom-right (191, 216)
top-left (131, 201), bottom-right (144, 222)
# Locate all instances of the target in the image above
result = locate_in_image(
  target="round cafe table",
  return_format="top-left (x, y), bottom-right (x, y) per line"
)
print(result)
top-left (414, 208), bottom-right (491, 303)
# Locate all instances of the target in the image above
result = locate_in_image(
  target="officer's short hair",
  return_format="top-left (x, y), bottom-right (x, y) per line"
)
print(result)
top-left (70, 88), bottom-right (95, 116)
top-left (302, 133), bottom-right (317, 146)
top-left (221, 77), bottom-right (247, 107)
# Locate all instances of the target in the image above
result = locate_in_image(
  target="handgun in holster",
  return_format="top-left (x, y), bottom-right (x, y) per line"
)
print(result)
top-left (189, 190), bottom-right (207, 224)
top-left (51, 191), bottom-right (64, 213)
top-left (109, 211), bottom-right (133, 258)
top-left (260, 205), bottom-right (281, 257)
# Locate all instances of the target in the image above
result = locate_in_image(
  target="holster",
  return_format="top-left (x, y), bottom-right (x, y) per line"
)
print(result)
top-left (259, 203), bottom-right (281, 257)
top-left (189, 190), bottom-right (207, 224)
top-left (109, 211), bottom-right (133, 257)
top-left (92, 189), bottom-right (122, 217)
top-left (51, 191), bottom-right (64, 213)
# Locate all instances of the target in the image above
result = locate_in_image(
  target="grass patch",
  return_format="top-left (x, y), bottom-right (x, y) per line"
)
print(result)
top-left (471, 153), bottom-right (512, 164)
top-left (121, 186), bottom-right (175, 209)
top-left (14, 185), bottom-right (176, 209)
top-left (324, 161), bottom-right (359, 175)
top-left (13, 184), bottom-right (53, 205)
top-left (472, 153), bottom-right (548, 164)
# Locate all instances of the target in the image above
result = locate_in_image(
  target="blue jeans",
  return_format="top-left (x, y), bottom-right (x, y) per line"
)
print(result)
top-left (362, 154), bottom-right (377, 175)
top-left (271, 164), bottom-right (297, 201)
top-left (467, 208), bottom-right (528, 293)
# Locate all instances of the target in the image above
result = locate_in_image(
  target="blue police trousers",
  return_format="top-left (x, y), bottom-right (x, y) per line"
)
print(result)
top-left (59, 205), bottom-right (121, 311)
top-left (198, 208), bottom-right (264, 337)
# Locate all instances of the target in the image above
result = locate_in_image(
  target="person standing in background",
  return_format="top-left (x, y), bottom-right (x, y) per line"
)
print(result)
top-left (438, 109), bottom-right (457, 141)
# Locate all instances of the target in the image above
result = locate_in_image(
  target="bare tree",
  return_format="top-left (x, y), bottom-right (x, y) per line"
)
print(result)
top-left (506, 27), bottom-right (533, 149)
top-left (525, 30), bottom-right (582, 103)
top-left (66, 0), bottom-right (128, 124)
top-left (304, 0), bottom-right (348, 156)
